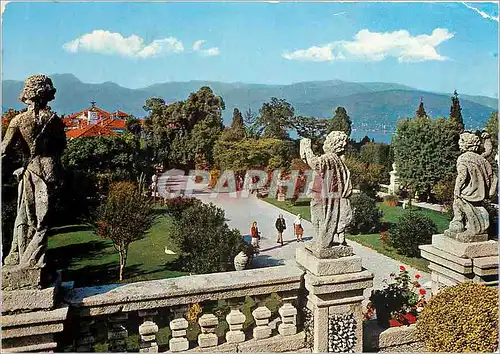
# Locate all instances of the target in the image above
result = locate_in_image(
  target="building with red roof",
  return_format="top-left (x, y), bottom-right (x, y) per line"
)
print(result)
top-left (64, 102), bottom-right (130, 139)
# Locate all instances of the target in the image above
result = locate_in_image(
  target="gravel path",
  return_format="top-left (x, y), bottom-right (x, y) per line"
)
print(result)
top-left (161, 174), bottom-right (431, 302)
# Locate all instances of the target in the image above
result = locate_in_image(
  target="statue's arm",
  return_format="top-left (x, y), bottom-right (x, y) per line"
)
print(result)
top-left (1, 118), bottom-right (19, 157)
top-left (454, 163), bottom-right (467, 198)
top-left (481, 132), bottom-right (493, 158)
top-left (300, 138), bottom-right (320, 170)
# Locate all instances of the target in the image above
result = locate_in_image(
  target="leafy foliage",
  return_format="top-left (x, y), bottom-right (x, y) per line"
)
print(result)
top-left (221, 108), bottom-right (246, 141)
top-left (171, 202), bottom-right (246, 273)
top-left (449, 90), bottom-right (464, 131)
top-left (90, 181), bottom-right (156, 281)
top-left (432, 173), bottom-right (456, 207)
top-left (256, 97), bottom-right (294, 139)
top-left (345, 157), bottom-right (386, 197)
top-left (347, 192), bottom-right (383, 234)
top-left (389, 211), bottom-right (437, 257)
top-left (392, 116), bottom-right (461, 199)
top-left (164, 196), bottom-right (202, 220)
top-left (327, 106), bottom-right (352, 137)
top-left (416, 282), bottom-right (498, 352)
top-left (368, 266), bottom-right (426, 327)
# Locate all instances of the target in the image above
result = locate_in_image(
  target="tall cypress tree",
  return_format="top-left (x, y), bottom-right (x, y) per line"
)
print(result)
top-left (327, 106), bottom-right (352, 137)
top-left (450, 90), bottom-right (464, 131)
top-left (415, 97), bottom-right (427, 118)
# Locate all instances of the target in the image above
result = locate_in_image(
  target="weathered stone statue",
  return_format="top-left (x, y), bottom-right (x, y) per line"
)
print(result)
top-left (300, 131), bottom-right (353, 257)
top-left (2, 74), bottom-right (66, 289)
top-left (445, 132), bottom-right (497, 242)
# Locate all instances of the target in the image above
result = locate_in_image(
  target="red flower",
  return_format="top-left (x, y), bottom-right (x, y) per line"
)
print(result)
top-left (414, 274), bottom-right (421, 279)
top-left (399, 265), bottom-right (406, 272)
top-left (419, 288), bottom-right (427, 296)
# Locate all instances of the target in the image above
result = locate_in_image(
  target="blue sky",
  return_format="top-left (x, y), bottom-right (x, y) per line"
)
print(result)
top-left (2, 1), bottom-right (499, 97)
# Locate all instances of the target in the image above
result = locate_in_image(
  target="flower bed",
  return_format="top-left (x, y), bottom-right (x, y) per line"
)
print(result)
top-left (364, 266), bottom-right (426, 328)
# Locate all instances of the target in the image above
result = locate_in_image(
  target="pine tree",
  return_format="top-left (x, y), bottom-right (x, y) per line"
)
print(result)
top-left (415, 97), bottom-right (427, 118)
top-left (450, 90), bottom-right (464, 131)
top-left (327, 106), bottom-right (352, 137)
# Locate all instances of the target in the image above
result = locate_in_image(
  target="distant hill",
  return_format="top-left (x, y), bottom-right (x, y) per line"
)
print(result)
top-left (2, 74), bottom-right (497, 142)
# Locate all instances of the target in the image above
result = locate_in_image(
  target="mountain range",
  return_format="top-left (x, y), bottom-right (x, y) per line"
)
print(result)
top-left (2, 73), bottom-right (497, 142)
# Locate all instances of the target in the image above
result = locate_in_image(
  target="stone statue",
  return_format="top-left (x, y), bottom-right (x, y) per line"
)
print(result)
top-left (445, 132), bottom-right (497, 242)
top-left (300, 131), bottom-right (353, 256)
top-left (2, 74), bottom-right (66, 289)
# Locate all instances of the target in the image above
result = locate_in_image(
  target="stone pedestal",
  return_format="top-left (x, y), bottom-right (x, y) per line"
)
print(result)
top-left (1, 272), bottom-right (70, 352)
top-left (420, 234), bottom-right (499, 294)
top-left (296, 245), bottom-right (373, 353)
top-left (277, 193), bottom-right (286, 202)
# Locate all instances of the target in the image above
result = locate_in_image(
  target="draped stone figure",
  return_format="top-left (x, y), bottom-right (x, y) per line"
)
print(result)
top-left (445, 132), bottom-right (497, 242)
top-left (2, 74), bottom-right (65, 289)
top-left (300, 131), bottom-right (353, 253)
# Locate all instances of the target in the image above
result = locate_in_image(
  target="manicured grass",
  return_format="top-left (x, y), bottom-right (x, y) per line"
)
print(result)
top-left (48, 213), bottom-right (187, 287)
top-left (262, 196), bottom-right (451, 272)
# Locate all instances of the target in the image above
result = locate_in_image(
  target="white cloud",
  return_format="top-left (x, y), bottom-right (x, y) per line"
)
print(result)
top-left (283, 28), bottom-right (454, 63)
top-left (461, 2), bottom-right (499, 22)
top-left (63, 30), bottom-right (184, 58)
top-left (333, 12), bottom-right (346, 16)
top-left (192, 40), bottom-right (220, 57)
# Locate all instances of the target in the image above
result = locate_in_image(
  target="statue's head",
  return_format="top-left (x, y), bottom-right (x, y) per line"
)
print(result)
top-left (323, 131), bottom-right (348, 154)
top-left (458, 132), bottom-right (480, 153)
top-left (19, 74), bottom-right (56, 107)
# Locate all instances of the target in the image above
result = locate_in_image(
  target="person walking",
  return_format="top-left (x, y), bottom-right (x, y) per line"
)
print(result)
top-left (294, 214), bottom-right (304, 242)
top-left (250, 221), bottom-right (261, 253)
top-left (275, 214), bottom-right (286, 246)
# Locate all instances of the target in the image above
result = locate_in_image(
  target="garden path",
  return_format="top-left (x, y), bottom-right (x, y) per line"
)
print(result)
top-left (160, 174), bottom-right (431, 301)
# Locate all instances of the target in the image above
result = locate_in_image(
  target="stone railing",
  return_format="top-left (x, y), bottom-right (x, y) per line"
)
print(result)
top-left (363, 321), bottom-right (425, 352)
top-left (61, 265), bottom-right (308, 353)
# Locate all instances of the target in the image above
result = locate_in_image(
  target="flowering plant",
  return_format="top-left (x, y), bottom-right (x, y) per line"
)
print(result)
top-left (364, 265), bottom-right (426, 327)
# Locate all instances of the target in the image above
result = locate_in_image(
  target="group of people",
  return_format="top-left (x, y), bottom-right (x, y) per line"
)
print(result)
top-left (249, 213), bottom-right (304, 253)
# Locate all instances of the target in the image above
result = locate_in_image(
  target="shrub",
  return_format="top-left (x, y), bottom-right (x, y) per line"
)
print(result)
top-left (383, 194), bottom-right (399, 207)
top-left (171, 202), bottom-right (245, 273)
top-left (433, 174), bottom-right (456, 206)
top-left (416, 282), bottom-right (498, 352)
top-left (389, 211), bottom-right (437, 257)
top-left (347, 192), bottom-right (383, 234)
top-left (164, 196), bottom-right (202, 220)
top-left (379, 231), bottom-right (390, 245)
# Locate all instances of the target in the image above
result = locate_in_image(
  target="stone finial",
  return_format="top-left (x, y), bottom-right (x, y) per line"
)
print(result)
top-left (138, 310), bottom-right (159, 353)
top-left (252, 306), bottom-right (272, 340)
top-left (225, 301), bottom-right (246, 343)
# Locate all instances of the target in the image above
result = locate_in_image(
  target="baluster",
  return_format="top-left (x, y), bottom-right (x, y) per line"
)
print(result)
top-left (138, 310), bottom-right (159, 353)
top-left (198, 314), bottom-right (219, 348)
top-left (225, 298), bottom-right (246, 343)
top-left (169, 306), bottom-right (189, 352)
top-left (278, 293), bottom-right (297, 336)
top-left (108, 313), bottom-right (129, 352)
top-left (252, 295), bottom-right (272, 340)
top-left (75, 318), bottom-right (95, 352)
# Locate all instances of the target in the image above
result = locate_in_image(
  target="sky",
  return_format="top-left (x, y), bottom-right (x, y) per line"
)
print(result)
top-left (1, 1), bottom-right (499, 97)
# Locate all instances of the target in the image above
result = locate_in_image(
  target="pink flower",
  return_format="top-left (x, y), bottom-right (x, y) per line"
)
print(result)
top-left (399, 265), bottom-right (406, 272)
top-left (415, 274), bottom-right (421, 279)
top-left (419, 288), bottom-right (427, 296)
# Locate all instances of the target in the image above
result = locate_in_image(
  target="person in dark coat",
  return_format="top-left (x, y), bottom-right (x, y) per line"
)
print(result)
top-left (275, 214), bottom-right (286, 246)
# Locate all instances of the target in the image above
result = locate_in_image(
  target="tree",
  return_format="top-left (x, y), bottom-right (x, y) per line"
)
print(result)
top-left (484, 111), bottom-right (498, 157)
top-left (221, 108), bottom-right (246, 141)
top-left (125, 116), bottom-right (142, 136)
top-left (415, 97), bottom-right (427, 118)
top-left (243, 107), bottom-right (259, 138)
top-left (91, 181), bottom-right (156, 281)
top-left (392, 116), bottom-right (461, 199)
top-left (292, 115), bottom-right (328, 153)
top-left (449, 90), bottom-right (464, 131)
top-left (327, 106), bottom-right (352, 137)
top-left (256, 97), bottom-right (294, 139)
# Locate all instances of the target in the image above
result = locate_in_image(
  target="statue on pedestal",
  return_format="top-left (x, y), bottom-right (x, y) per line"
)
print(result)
top-left (445, 132), bottom-right (497, 242)
top-left (1, 74), bottom-right (66, 289)
top-left (300, 131), bottom-right (353, 257)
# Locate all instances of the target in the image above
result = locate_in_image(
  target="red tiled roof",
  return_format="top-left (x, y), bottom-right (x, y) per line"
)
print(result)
top-left (67, 106), bottom-right (112, 120)
top-left (66, 124), bottom-right (118, 139)
top-left (102, 118), bottom-right (127, 129)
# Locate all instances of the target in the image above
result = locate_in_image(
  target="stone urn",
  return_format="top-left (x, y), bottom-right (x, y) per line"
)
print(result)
top-left (234, 251), bottom-right (249, 271)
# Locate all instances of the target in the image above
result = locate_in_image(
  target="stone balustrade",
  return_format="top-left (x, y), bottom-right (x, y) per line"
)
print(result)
top-left (61, 265), bottom-right (307, 352)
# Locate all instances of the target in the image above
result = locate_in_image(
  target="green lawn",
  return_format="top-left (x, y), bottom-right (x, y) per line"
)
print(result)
top-left (262, 197), bottom-right (451, 272)
top-left (48, 212), bottom-right (187, 287)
